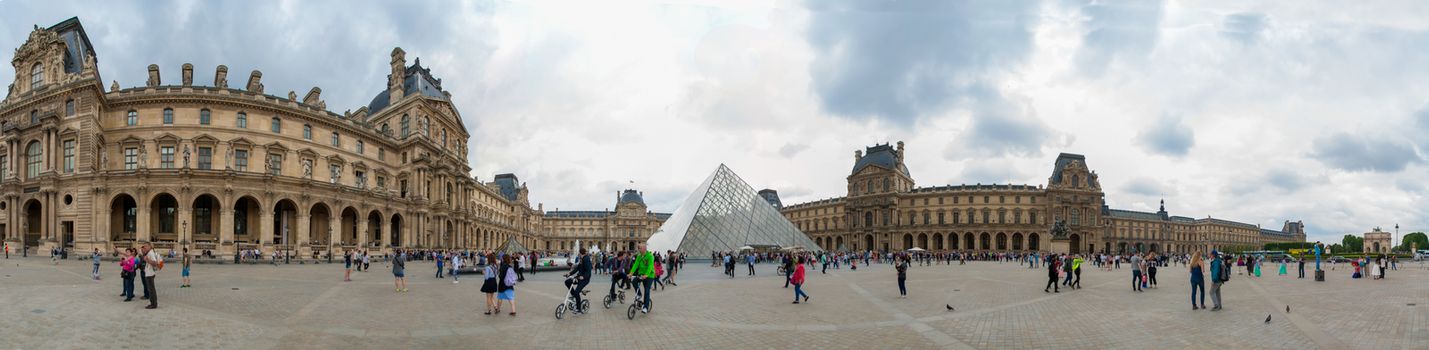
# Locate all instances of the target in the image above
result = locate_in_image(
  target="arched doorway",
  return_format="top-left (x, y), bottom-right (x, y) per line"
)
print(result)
top-left (1104, 242), bottom-right (1111, 254)
top-left (233, 196), bottom-right (261, 245)
top-left (272, 199), bottom-right (298, 246)
top-left (1028, 233), bottom-right (1040, 251)
top-left (1069, 233), bottom-right (1081, 254)
top-left (340, 207), bottom-right (358, 246)
top-left (149, 193), bottom-right (178, 242)
top-left (949, 233), bottom-right (959, 250)
top-left (1150, 243), bottom-right (1160, 253)
top-left (1012, 233), bottom-right (1023, 251)
top-left (918, 233), bottom-right (928, 250)
top-left (996, 233), bottom-right (1007, 251)
top-left (835, 236), bottom-right (844, 251)
top-left (23, 199), bottom-right (42, 248)
top-left (191, 194), bottom-right (220, 243)
top-left (309, 203), bottom-right (331, 247)
top-left (1118, 242), bottom-right (1128, 254)
top-left (902, 234), bottom-right (913, 250)
top-left (864, 234), bottom-right (874, 251)
top-left (110, 194), bottom-right (138, 242)
top-left (1135, 242), bottom-right (1146, 254)
top-left (389, 213), bottom-right (403, 248)
top-left (367, 211), bottom-right (383, 248)
top-left (932, 234), bottom-right (943, 250)
top-left (979, 233), bottom-right (990, 251)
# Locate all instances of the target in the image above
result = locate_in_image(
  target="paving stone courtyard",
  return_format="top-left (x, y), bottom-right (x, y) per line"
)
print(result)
top-left (1, 256), bottom-right (1425, 349)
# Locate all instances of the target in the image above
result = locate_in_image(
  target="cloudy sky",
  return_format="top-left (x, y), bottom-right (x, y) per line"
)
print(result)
top-left (3, 0), bottom-right (1426, 243)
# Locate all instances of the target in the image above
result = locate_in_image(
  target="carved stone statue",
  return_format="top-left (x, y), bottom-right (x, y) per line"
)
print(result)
top-left (182, 145), bottom-right (191, 168)
top-left (109, 80), bottom-right (119, 92)
top-left (137, 145), bottom-right (148, 169)
top-left (99, 148), bottom-right (108, 170)
top-left (181, 63), bottom-right (194, 86)
top-left (329, 165), bottom-right (341, 184)
top-left (264, 155), bottom-right (272, 174)
top-left (225, 148), bottom-right (234, 170)
top-left (302, 159), bottom-right (312, 179)
top-left (1051, 219), bottom-right (1070, 239)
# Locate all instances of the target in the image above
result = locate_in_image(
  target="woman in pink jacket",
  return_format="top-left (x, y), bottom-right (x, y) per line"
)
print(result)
top-left (792, 257), bottom-right (809, 304)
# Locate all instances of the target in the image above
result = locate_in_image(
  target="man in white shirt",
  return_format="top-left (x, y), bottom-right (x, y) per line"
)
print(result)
top-left (451, 253), bottom-right (463, 284)
top-left (141, 243), bottom-right (163, 309)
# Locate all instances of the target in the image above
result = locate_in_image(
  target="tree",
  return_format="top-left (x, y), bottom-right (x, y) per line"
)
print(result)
top-left (1399, 232), bottom-right (1427, 252)
top-left (1341, 234), bottom-right (1363, 253)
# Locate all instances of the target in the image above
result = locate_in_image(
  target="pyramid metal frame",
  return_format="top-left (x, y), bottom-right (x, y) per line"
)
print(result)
top-left (647, 164), bottom-right (822, 254)
top-left (498, 237), bottom-right (530, 254)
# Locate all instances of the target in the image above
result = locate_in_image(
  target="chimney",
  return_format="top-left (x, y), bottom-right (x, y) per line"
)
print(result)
top-left (389, 47), bottom-right (407, 101)
top-left (246, 70), bottom-right (264, 93)
top-left (214, 65), bottom-right (228, 88)
top-left (146, 64), bottom-right (161, 87)
top-left (181, 63), bottom-right (194, 86)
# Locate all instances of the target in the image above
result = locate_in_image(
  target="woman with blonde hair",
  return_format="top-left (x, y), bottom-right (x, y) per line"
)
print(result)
top-left (1188, 251), bottom-right (1206, 310)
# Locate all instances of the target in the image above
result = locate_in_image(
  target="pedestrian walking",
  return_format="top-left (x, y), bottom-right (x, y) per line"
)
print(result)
top-left (1147, 253), bottom-right (1159, 288)
top-left (120, 248), bottom-right (137, 302)
top-left (1209, 251), bottom-right (1227, 311)
top-left (747, 253), bottom-right (756, 276)
top-left (1130, 253), bottom-right (1144, 292)
top-left (895, 255), bottom-right (908, 298)
top-left (1044, 253), bottom-right (1060, 293)
top-left (91, 248), bottom-right (103, 280)
top-left (483, 253), bottom-right (499, 314)
top-left (792, 256), bottom-right (809, 304)
top-left (498, 254), bottom-right (519, 316)
top-left (180, 248), bottom-right (192, 288)
top-left (140, 243), bottom-right (163, 309)
top-left (1297, 255), bottom-right (1306, 279)
top-left (1071, 255), bottom-right (1083, 289)
top-left (451, 253), bottom-right (463, 284)
top-left (436, 252), bottom-right (446, 279)
top-left (1189, 251), bottom-right (1205, 310)
top-left (343, 250), bottom-right (353, 282)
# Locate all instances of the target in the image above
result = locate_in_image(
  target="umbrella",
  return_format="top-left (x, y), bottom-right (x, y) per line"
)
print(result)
top-left (738, 246), bottom-right (755, 251)
top-left (907, 247), bottom-right (926, 252)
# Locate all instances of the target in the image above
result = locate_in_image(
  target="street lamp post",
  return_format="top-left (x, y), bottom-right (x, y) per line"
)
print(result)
top-left (283, 221), bottom-right (290, 264)
top-left (327, 227), bottom-right (333, 264)
top-left (1394, 224), bottom-right (1399, 254)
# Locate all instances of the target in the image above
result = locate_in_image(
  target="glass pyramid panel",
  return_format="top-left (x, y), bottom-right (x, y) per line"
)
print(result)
top-left (647, 164), bottom-right (821, 255)
top-left (498, 237), bottom-right (529, 254)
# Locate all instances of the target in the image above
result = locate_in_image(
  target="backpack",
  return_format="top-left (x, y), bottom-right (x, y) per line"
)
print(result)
top-left (503, 266), bottom-right (518, 288)
top-left (1218, 260), bottom-right (1230, 282)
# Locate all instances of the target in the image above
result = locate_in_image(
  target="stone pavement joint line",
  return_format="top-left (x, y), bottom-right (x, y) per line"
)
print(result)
top-left (845, 280), bottom-right (975, 349)
top-left (1244, 275), bottom-right (1348, 349)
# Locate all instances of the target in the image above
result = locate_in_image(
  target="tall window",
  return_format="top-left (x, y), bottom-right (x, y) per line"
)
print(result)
top-left (303, 124), bottom-right (312, 140)
top-left (376, 176), bottom-right (385, 188)
top-left (123, 206), bottom-right (137, 233)
top-left (441, 129), bottom-right (447, 147)
top-left (30, 110), bottom-right (38, 124)
top-left (123, 148), bottom-right (137, 170)
top-left (236, 112), bottom-right (247, 128)
top-left (159, 146), bottom-right (175, 169)
top-left (162, 108), bottom-right (174, 124)
top-left (127, 110), bottom-right (138, 126)
top-left (65, 99), bottom-right (75, 116)
top-left (378, 148), bottom-right (385, 161)
top-left (331, 132), bottom-right (340, 147)
top-left (30, 63), bottom-right (42, 89)
top-left (400, 114), bottom-right (410, 138)
top-left (199, 109), bottom-right (211, 125)
top-left (268, 154), bottom-right (282, 175)
top-left (62, 140), bottom-right (75, 173)
top-left (234, 206), bottom-right (247, 236)
top-left (270, 117), bottom-right (281, 133)
top-left (234, 149), bottom-right (248, 171)
top-left (0, 155), bottom-right (8, 179)
top-left (195, 205), bottom-right (211, 234)
top-left (26, 141), bottom-right (41, 178)
top-left (356, 140), bottom-right (364, 154)
top-left (197, 147), bottom-right (212, 170)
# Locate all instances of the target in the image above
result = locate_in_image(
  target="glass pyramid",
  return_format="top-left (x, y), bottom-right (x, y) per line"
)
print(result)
top-left (498, 237), bottom-right (530, 254)
top-left (647, 164), bottom-right (822, 254)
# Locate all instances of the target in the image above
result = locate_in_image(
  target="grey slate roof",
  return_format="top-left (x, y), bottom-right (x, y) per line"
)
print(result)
top-left (367, 61), bottom-right (449, 114)
top-left (1048, 153), bottom-right (1086, 185)
top-left (493, 174), bottom-right (520, 201)
top-left (618, 189), bottom-right (645, 206)
top-left (1107, 209), bottom-right (1165, 221)
top-left (48, 17), bottom-right (94, 74)
top-left (852, 144), bottom-right (910, 177)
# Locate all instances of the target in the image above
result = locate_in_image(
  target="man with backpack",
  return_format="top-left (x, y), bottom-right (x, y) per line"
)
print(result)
top-left (140, 243), bottom-right (164, 309)
top-left (1209, 250), bottom-right (1227, 311)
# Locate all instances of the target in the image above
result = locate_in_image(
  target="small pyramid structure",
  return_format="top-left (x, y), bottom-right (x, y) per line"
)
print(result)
top-left (497, 237), bottom-right (529, 254)
top-left (647, 164), bottom-right (822, 254)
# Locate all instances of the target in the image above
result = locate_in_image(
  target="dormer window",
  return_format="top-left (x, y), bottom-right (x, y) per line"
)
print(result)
top-left (30, 63), bottom-right (43, 89)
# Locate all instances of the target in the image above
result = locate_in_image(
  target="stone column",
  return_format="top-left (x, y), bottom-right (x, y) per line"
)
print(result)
top-left (259, 207), bottom-right (274, 252)
top-left (356, 213), bottom-right (369, 249)
top-left (297, 212), bottom-right (310, 254)
top-left (136, 204), bottom-right (151, 243)
top-left (219, 207), bottom-right (234, 255)
top-left (380, 214), bottom-right (392, 248)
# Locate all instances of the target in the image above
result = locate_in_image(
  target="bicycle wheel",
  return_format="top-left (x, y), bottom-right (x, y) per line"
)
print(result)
top-left (603, 295), bottom-right (613, 309)
top-left (555, 303), bottom-right (566, 320)
top-left (581, 300), bottom-right (591, 312)
top-left (627, 303), bottom-right (637, 320)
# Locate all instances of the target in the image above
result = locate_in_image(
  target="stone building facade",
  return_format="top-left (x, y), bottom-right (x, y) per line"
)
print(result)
top-left (539, 189), bottom-right (670, 253)
top-left (779, 142), bottom-right (1307, 255)
top-left (0, 18), bottom-right (564, 257)
top-left (1363, 227), bottom-right (1392, 254)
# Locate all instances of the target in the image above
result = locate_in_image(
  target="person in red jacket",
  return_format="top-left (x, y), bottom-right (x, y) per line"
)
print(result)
top-left (792, 257), bottom-right (809, 304)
